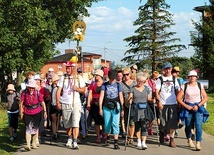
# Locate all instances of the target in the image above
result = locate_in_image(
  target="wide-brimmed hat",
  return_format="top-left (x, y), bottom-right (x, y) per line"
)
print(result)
top-left (34, 74), bottom-right (42, 80)
top-left (7, 84), bottom-right (15, 91)
top-left (188, 70), bottom-right (198, 77)
top-left (162, 62), bottom-right (172, 69)
top-left (132, 65), bottom-right (138, 70)
top-left (174, 66), bottom-right (180, 72)
top-left (52, 74), bottom-right (60, 82)
top-left (108, 69), bottom-right (117, 79)
top-left (26, 80), bottom-right (37, 88)
top-left (94, 69), bottom-right (104, 78)
top-left (63, 61), bottom-right (76, 67)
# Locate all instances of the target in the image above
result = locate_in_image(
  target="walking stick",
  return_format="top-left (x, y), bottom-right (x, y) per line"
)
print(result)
top-left (153, 99), bottom-right (160, 147)
top-left (124, 103), bottom-right (131, 150)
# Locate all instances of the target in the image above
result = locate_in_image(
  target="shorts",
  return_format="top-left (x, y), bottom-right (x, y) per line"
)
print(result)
top-left (8, 112), bottom-right (19, 129)
top-left (62, 103), bottom-right (81, 128)
top-left (89, 104), bottom-right (103, 125)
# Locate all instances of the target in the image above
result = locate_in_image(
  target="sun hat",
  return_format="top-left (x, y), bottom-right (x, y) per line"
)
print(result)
top-left (26, 80), bottom-right (37, 88)
top-left (108, 69), bottom-right (117, 79)
top-left (174, 66), bottom-right (180, 72)
top-left (48, 68), bottom-right (54, 72)
top-left (132, 65), bottom-right (138, 70)
top-left (94, 69), bottom-right (104, 78)
top-left (7, 84), bottom-right (15, 91)
top-left (34, 74), bottom-right (42, 80)
top-left (63, 61), bottom-right (76, 67)
top-left (162, 62), bottom-right (172, 69)
top-left (188, 70), bottom-right (198, 77)
top-left (52, 74), bottom-right (60, 82)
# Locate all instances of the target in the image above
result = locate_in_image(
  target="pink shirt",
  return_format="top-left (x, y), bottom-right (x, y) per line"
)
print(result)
top-left (21, 90), bottom-right (44, 115)
top-left (181, 83), bottom-right (204, 103)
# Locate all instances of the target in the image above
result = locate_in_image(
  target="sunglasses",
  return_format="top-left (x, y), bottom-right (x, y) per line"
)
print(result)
top-left (123, 73), bottom-right (130, 76)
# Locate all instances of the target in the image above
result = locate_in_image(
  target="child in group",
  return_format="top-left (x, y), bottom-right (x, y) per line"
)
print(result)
top-left (6, 84), bottom-right (20, 141)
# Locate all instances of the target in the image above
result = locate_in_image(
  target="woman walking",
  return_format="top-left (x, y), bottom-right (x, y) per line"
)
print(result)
top-left (19, 80), bottom-right (47, 151)
top-left (177, 70), bottom-right (208, 151)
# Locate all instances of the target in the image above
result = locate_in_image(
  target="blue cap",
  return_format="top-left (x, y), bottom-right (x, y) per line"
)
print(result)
top-left (162, 62), bottom-right (172, 69)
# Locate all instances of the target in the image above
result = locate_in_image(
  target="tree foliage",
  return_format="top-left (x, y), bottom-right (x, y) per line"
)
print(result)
top-left (190, 0), bottom-right (214, 79)
top-left (0, 0), bottom-right (100, 98)
top-left (122, 0), bottom-right (186, 72)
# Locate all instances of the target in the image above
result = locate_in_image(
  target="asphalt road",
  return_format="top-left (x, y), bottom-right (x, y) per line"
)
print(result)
top-left (13, 126), bottom-right (214, 155)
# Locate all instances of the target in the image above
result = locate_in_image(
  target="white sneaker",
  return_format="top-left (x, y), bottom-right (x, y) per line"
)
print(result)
top-left (73, 142), bottom-right (79, 149)
top-left (36, 139), bottom-right (40, 147)
top-left (66, 138), bottom-right (73, 147)
top-left (141, 142), bottom-right (148, 149)
top-left (137, 139), bottom-right (141, 148)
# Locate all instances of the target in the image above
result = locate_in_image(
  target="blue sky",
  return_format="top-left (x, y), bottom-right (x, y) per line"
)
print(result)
top-left (55, 0), bottom-right (209, 65)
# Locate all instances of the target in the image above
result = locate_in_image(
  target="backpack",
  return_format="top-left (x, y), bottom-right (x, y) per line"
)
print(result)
top-left (183, 82), bottom-right (202, 101)
top-left (158, 76), bottom-right (177, 93)
top-left (6, 92), bottom-right (20, 112)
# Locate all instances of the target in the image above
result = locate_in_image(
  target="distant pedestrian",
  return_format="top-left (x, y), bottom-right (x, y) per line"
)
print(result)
top-left (177, 70), bottom-right (208, 151)
top-left (6, 84), bottom-right (20, 142)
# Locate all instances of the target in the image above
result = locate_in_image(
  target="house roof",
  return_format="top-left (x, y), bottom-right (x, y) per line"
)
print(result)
top-left (194, 6), bottom-right (206, 12)
top-left (82, 52), bottom-right (102, 56)
top-left (49, 53), bottom-right (90, 63)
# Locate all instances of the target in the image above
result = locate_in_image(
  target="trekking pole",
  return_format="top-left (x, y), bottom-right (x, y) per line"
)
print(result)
top-left (124, 103), bottom-right (131, 151)
top-left (153, 99), bottom-right (160, 147)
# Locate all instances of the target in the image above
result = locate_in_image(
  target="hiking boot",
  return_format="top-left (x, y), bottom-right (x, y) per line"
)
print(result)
top-left (169, 139), bottom-right (176, 148)
top-left (114, 143), bottom-right (120, 150)
top-left (196, 144), bottom-right (201, 151)
top-left (73, 142), bottom-right (79, 149)
top-left (188, 140), bottom-right (195, 148)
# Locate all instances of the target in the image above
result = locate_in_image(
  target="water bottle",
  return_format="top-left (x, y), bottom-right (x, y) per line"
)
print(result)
top-left (44, 119), bottom-right (47, 128)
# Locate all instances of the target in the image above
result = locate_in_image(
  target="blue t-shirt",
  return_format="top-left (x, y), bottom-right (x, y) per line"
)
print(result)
top-left (101, 81), bottom-right (123, 99)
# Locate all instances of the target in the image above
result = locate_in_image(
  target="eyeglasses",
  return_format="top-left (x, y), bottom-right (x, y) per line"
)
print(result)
top-left (123, 73), bottom-right (130, 76)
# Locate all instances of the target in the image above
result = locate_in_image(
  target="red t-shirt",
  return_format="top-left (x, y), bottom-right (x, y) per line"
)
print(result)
top-left (89, 82), bottom-right (103, 103)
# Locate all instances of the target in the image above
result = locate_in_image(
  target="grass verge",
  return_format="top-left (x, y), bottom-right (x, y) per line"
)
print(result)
top-left (0, 104), bottom-right (25, 155)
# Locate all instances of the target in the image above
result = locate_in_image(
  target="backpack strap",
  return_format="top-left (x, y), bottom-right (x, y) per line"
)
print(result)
top-left (158, 76), bottom-right (163, 93)
top-left (159, 76), bottom-right (176, 93)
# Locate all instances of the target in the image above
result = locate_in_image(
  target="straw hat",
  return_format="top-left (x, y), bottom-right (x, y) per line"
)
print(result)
top-left (7, 84), bottom-right (15, 91)
top-left (52, 74), bottom-right (60, 82)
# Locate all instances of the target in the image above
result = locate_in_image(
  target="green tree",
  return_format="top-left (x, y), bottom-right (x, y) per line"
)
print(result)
top-left (0, 0), bottom-right (100, 100)
top-left (190, 0), bottom-right (214, 79)
top-left (122, 0), bottom-right (186, 72)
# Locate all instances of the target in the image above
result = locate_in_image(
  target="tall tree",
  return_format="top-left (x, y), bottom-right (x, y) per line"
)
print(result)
top-left (122, 0), bottom-right (186, 71)
top-left (190, 0), bottom-right (214, 79)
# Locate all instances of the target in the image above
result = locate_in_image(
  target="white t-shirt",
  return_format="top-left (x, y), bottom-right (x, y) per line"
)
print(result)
top-left (181, 83), bottom-right (204, 103)
top-left (58, 74), bottom-right (86, 105)
top-left (156, 75), bottom-right (180, 105)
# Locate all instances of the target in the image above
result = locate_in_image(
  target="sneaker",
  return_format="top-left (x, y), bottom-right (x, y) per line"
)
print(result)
top-left (114, 143), bottom-right (120, 150)
top-left (137, 139), bottom-right (141, 148)
top-left (141, 142), bottom-right (148, 150)
top-left (10, 136), bottom-right (14, 142)
top-left (60, 119), bottom-right (64, 127)
top-left (66, 138), bottom-right (73, 147)
top-left (122, 132), bottom-right (127, 138)
top-left (196, 144), bottom-right (201, 151)
top-left (24, 146), bottom-right (31, 151)
top-left (104, 139), bottom-right (110, 146)
top-left (36, 140), bottom-right (40, 147)
top-left (188, 140), bottom-right (195, 148)
top-left (52, 134), bottom-right (57, 140)
top-left (178, 123), bottom-right (183, 129)
top-left (13, 132), bottom-right (17, 138)
top-left (73, 142), bottom-right (79, 149)
top-left (191, 134), bottom-right (196, 141)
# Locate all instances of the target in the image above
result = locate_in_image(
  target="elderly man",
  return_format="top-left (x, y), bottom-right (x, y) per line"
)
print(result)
top-left (155, 62), bottom-right (180, 147)
top-left (56, 61), bottom-right (85, 149)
